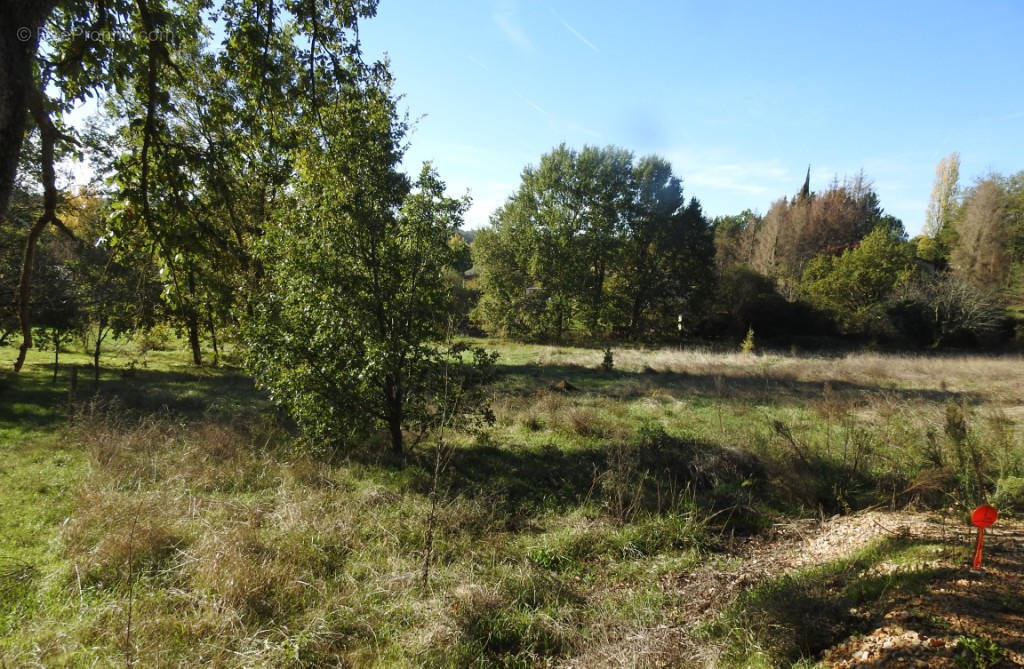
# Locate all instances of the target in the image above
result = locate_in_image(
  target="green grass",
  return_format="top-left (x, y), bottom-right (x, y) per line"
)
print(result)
top-left (0, 337), bottom-right (1022, 665)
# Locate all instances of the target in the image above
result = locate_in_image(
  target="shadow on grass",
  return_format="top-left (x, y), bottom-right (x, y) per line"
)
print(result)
top-left (494, 362), bottom-right (977, 406)
top-left (0, 362), bottom-right (268, 431)
top-left (0, 364), bottom-right (74, 430)
top-left (86, 366), bottom-right (266, 418)
top-left (355, 431), bottom-right (785, 532)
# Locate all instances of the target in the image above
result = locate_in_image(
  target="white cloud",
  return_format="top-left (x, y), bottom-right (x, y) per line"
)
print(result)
top-left (667, 150), bottom-right (792, 196)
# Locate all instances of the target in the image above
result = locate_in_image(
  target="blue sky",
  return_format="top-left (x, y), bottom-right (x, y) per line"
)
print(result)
top-left (358, 0), bottom-right (1024, 233)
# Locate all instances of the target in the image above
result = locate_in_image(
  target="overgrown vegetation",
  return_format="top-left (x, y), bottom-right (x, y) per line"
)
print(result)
top-left (2, 340), bottom-right (1022, 666)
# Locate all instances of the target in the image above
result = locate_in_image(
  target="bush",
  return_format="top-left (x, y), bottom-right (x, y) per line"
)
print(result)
top-left (133, 324), bottom-right (173, 353)
top-left (740, 327), bottom-right (755, 354)
top-left (993, 476), bottom-right (1024, 512)
top-left (888, 274), bottom-right (1006, 349)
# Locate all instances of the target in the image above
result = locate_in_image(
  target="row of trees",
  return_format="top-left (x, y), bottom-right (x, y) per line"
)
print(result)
top-left (468, 149), bottom-right (1023, 349)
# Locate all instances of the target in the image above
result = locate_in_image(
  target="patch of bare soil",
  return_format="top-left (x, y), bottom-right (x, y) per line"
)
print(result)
top-left (565, 511), bottom-right (1024, 668)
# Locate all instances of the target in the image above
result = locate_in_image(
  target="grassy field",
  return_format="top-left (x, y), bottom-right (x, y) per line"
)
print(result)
top-left (1, 337), bottom-right (1023, 667)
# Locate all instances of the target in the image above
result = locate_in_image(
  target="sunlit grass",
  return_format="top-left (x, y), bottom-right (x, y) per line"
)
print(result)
top-left (0, 338), bottom-right (1022, 665)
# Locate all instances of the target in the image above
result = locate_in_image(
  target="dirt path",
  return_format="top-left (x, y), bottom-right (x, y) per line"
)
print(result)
top-left (564, 511), bottom-right (1024, 667)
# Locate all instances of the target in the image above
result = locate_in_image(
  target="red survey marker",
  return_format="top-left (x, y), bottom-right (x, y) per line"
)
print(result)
top-left (970, 504), bottom-right (998, 571)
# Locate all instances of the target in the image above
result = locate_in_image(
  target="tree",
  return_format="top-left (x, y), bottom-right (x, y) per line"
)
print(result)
top-left (924, 152), bottom-right (961, 257)
top-left (0, 0), bottom-right (55, 221)
top-left (473, 144), bottom-right (631, 341)
top-left (950, 178), bottom-right (1008, 291)
top-left (712, 209), bottom-right (759, 270)
top-left (243, 76), bottom-right (486, 454)
top-left (800, 225), bottom-right (914, 334)
top-left (925, 152), bottom-right (961, 236)
top-left (745, 172), bottom-right (893, 291)
top-left (888, 273), bottom-right (1004, 348)
top-left (3, 0), bottom-right (205, 371)
top-left (64, 191), bottom-right (157, 379)
top-left (1003, 171), bottom-right (1024, 305)
top-left (472, 145), bottom-right (714, 342)
top-left (3, 0), bottom-right (382, 371)
top-left (621, 156), bottom-right (715, 338)
top-left (31, 244), bottom-right (82, 383)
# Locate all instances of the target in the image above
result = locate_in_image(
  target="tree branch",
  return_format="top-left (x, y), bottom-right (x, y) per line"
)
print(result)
top-left (13, 80), bottom-right (64, 372)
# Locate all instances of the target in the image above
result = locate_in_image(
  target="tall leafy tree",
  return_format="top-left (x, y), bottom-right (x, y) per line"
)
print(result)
top-left (244, 74), bottom-right (482, 454)
top-left (4, 0), bottom-right (212, 371)
top-left (800, 225), bottom-right (914, 334)
top-left (622, 156), bottom-right (714, 337)
top-left (474, 145), bottom-right (632, 341)
top-left (3, 0), bottom-right (379, 370)
top-left (473, 145), bottom-right (714, 342)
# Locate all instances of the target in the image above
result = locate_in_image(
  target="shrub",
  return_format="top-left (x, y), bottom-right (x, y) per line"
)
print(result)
top-left (601, 346), bottom-right (614, 372)
top-left (993, 476), bottom-right (1024, 512)
top-left (888, 274), bottom-right (1006, 349)
top-left (955, 635), bottom-right (1003, 669)
top-left (133, 324), bottom-right (173, 353)
top-left (740, 327), bottom-right (755, 354)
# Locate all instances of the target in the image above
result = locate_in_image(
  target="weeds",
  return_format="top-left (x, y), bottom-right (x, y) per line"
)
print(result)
top-left (945, 401), bottom-right (990, 507)
top-left (954, 634), bottom-right (1003, 669)
top-left (2, 342), bottom-right (1024, 666)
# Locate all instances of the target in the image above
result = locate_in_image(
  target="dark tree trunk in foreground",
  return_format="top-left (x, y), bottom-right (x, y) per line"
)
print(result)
top-left (0, 0), bottom-right (55, 220)
top-left (13, 214), bottom-right (47, 370)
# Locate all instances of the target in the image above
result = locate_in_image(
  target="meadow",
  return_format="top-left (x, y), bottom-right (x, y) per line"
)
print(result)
top-left (1, 338), bottom-right (1022, 667)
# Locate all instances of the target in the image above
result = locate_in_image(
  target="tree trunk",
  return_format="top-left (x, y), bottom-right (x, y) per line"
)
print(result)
top-left (13, 214), bottom-right (46, 371)
top-left (187, 319), bottom-right (202, 366)
top-left (384, 380), bottom-right (403, 453)
top-left (52, 328), bottom-right (59, 383)
top-left (92, 323), bottom-right (103, 382)
top-left (630, 293), bottom-right (644, 337)
top-left (207, 307), bottom-right (219, 366)
top-left (14, 63), bottom-right (67, 373)
top-left (387, 412), bottom-right (403, 454)
top-left (0, 0), bottom-right (55, 220)
top-left (186, 269), bottom-right (202, 366)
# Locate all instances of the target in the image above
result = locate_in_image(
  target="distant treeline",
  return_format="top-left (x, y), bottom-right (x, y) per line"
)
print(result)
top-left (466, 147), bottom-right (1024, 350)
